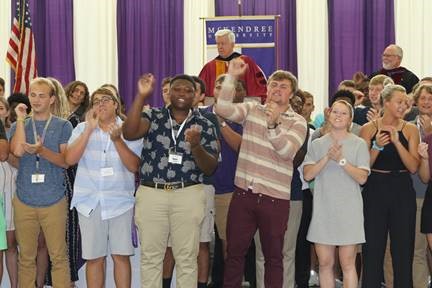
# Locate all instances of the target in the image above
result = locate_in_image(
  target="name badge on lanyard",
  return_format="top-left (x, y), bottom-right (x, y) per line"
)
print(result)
top-left (31, 173), bottom-right (45, 183)
top-left (168, 150), bottom-right (183, 164)
top-left (168, 110), bottom-right (192, 165)
top-left (99, 129), bottom-right (114, 176)
top-left (31, 115), bottom-right (52, 184)
top-left (100, 167), bottom-right (114, 177)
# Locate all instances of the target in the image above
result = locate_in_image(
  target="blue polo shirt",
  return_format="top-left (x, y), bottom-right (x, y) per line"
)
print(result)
top-left (140, 107), bottom-right (219, 183)
top-left (10, 116), bottom-right (73, 207)
top-left (198, 107), bottom-right (221, 185)
top-left (204, 105), bottom-right (243, 194)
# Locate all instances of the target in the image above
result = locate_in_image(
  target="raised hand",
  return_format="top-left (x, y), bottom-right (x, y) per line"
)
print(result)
top-left (228, 57), bottom-right (248, 79)
top-left (85, 108), bottom-right (99, 131)
top-left (265, 101), bottom-right (280, 128)
top-left (22, 136), bottom-right (42, 155)
top-left (327, 142), bottom-right (342, 162)
top-left (419, 114), bottom-right (432, 136)
top-left (386, 126), bottom-right (400, 144)
top-left (376, 129), bottom-right (391, 147)
top-left (418, 142), bottom-right (429, 159)
top-left (137, 73), bottom-right (156, 99)
top-left (184, 124), bottom-right (202, 149)
top-left (366, 108), bottom-right (380, 122)
top-left (15, 103), bottom-right (28, 119)
top-left (108, 123), bottom-right (122, 142)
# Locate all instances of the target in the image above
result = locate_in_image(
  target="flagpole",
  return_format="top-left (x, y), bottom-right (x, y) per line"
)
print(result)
top-left (238, 0), bottom-right (242, 16)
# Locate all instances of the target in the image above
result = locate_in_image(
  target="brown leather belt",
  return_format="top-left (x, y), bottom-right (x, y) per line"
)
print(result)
top-left (141, 181), bottom-right (198, 191)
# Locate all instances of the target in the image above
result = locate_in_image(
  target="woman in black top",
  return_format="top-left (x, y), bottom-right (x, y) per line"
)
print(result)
top-left (359, 84), bottom-right (420, 288)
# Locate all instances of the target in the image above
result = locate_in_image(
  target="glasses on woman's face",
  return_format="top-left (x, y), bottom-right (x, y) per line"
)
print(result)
top-left (92, 96), bottom-right (113, 106)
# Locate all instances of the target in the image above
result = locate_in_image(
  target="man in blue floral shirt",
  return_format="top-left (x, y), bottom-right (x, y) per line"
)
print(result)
top-left (123, 74), bottom-right (218, 288)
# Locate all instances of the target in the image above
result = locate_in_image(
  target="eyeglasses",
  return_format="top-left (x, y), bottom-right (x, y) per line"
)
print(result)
top-left (92, 96), bottom-right (113, 106)
top-left (382, 54), bottom-right (398, 58)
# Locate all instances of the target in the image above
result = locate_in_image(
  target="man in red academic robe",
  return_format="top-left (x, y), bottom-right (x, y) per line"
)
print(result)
top-left (199, 29), bottom-right (267, 103)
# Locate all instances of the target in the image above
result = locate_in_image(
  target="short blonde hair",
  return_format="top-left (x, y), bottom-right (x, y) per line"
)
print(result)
top-left (369, 74), bottom-right (393, 87)
top-left (381, 84), bottom-right (406, 103)
top-left (30, 77), bottom-right (56, 96)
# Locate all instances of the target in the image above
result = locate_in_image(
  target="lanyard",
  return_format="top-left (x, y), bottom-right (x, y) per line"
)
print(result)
top-left (31, 114), bottom-right (52, 172)
top-left (97, 129), bottom-right (112, 165)
top-left (168, 110), bottom-right (192, 147)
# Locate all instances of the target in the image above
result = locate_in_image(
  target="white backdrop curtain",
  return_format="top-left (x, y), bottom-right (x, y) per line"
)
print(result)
top-left (73, 0), bottom-right (118, 93)
top-left (296, 0), bottom-right (329, 118)
top-left (395, 0), bottom-right (432, 80)
top-left (183, 0), bottom-right (215, 76)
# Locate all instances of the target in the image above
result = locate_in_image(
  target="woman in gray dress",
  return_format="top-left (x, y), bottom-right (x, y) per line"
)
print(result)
top-left (303, 100), bottom-right (370, 288)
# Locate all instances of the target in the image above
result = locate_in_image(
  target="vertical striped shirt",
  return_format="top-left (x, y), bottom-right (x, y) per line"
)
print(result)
top-left (69, 118), bottom-right (143, 220)
top-left (216, 99), bottom-right (307, 200)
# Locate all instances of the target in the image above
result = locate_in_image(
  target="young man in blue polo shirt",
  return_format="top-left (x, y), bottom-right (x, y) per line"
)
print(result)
top-left (10, 77), bottom-right (72, 287)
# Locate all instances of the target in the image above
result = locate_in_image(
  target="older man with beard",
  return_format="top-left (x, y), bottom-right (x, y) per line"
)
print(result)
top-left (369, 44), bottom-right (419, 93)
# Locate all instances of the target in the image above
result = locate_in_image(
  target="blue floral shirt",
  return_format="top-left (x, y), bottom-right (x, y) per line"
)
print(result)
top-left (140, 107), bottom-right (219, 183)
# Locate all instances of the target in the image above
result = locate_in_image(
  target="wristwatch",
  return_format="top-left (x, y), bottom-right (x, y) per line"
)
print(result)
top-left (338, 158), bottom-right (347, 166)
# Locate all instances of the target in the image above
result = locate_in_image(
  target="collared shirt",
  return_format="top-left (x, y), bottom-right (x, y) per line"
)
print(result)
top-left (140, 107), bottom-right (218, 184)
top-left (69, 117), bottom-right (142, 220)
top-left (216, 100), bottom-right (307, 200)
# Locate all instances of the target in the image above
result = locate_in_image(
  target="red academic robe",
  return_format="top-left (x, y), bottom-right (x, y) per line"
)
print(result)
top-left (199, 52), bottom-right (267, 103)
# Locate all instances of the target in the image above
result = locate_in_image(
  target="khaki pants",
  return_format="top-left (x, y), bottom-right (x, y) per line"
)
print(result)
top-left (255, 200), bottom-right (303, 288)
top-left (214, 192), bottom-right (233, 240)
top-left (384, 198), bottom-right (429, 288)
top-left (134, 184), bottom-right (206, 288)
top-left (13, 197), bottom-right (70, 288)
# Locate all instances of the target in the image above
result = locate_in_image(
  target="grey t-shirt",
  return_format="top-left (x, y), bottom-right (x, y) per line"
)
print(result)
top-left (10, 116), bottom-right (72, 207)
top-left (304, 133), bottom-right (370, 245)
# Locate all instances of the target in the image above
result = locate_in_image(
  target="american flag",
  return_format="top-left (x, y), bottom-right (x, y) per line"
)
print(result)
top-left (6, 0), bottom-right (37, 94)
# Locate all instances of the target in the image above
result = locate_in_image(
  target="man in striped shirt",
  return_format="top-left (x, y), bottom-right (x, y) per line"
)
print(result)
top-left (215, 58), bottom-right (308, 288)
top-left (65, 88), bottom-right (142, 287)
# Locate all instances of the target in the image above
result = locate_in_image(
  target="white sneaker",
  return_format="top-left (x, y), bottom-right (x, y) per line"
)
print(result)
top-left (308, 270), bottom-right (320, 286)
top-left (335, 278), bottom-right (343, 288)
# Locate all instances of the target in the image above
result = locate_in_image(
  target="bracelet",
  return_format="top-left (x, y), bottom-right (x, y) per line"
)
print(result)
top-left (16, 117), bottom-right (26, 123)
top-left (372, 140), bottom-right (384, 151)
top-left (268, 123), bottom-right (278, 130)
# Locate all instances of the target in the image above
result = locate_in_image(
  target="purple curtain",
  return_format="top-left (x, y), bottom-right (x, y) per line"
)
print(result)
top-left (215, 0), bottom-right (297, 75)
top-left (328, 0), bottom-right (394, 97)
top-left (117, 0), bottom-right (184, 109)
top-left (364, 0), bottom-right (395, 74)
top-left (10, 0), bottom-right (75, 87)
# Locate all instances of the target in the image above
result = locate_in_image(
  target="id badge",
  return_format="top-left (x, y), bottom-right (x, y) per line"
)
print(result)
top-left (100, 167), bottom-right (114, 177)
top-left (31, 174), bottom-right (45, 183)
top-left (168, 151), bottom-right (183, 164)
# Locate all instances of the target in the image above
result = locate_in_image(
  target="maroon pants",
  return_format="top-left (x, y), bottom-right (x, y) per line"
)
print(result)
top-left (223, 187), bottom-right (290, 288)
